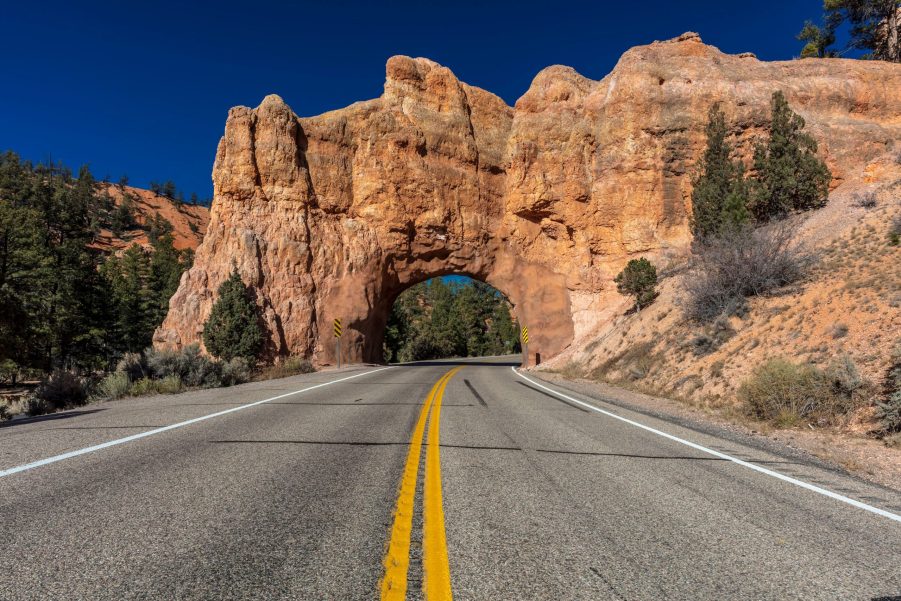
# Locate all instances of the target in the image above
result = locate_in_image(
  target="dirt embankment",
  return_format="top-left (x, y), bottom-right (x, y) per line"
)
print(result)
top-left (90, 183), bottom-right (209, 253)
top-left (541, 153), bottom-right (901, 479)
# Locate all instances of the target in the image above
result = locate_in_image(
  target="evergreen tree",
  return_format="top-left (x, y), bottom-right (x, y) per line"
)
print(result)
top-left (162, 180), bottom-right (177, 199)
top-left (146, 212), bottom-right (174, 244)
top-left (109, 194), bottom-right (137, 236)
top-left (149, 232), bottom-right (192, 323)
top-left (101, 245), bottom-right (155, 353)
top-left (202, 267), bottom-right (264, 361)
top-left (690, 104), bottom-right (750, 240)
top-left (614, 258), bottom-right (659, 310)
top-left (824, 0), bottom-right (901, 62)
top-left (797, 20), bottom-right (839, 57)
top-left (750, 91), bottom-right (831, 221)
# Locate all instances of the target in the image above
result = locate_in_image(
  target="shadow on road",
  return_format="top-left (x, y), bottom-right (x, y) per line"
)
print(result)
top-left (0, 408), bottom-right (105, 429)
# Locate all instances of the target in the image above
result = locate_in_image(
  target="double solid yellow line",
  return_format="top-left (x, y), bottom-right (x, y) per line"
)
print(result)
top-left (381, 366), bottom-right (461, 601)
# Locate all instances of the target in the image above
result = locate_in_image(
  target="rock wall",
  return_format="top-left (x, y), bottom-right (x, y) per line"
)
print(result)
top-left (155, 32), bottom-right (901, 365)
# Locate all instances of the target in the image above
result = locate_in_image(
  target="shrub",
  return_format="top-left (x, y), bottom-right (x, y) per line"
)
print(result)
top-left (35, 370), bottom-right (88, 411)
top-left (0, 359), bottom-right (19, 385)
top-left (875, 343), bottom-right (901, 434)
top-left (146, 344), bottom-right (221, 388)
top-left (685, 222), bottom-right (807, 322)
top-left (851, 189), bottom-right (877, 208)
top-left (98, 371), bottom-right (131, 400)
top-left (889, 214), bottom-right (901, 246)
top-left (130, 375), bottom-right (183, 396)
top-left (256, 356), bottom-right (315, 381)
top-left (614, 257), bottom-right (659, 310)
top-left (24, 396), bottom-right (49, 416)
top-left (221, 357), bottom-right (252, 386)
top-left (739, 357), bottom-right (862, 427)
top-left (825, 353), bottom-right (863, 398)
top-left (0, 404), bottom-right (10, 421)
top-left (284, 356), bottom-right (314, 374)
top-left (689, 315), bottom-right (735, 356)
top-left (116, 352), bottom-right (147, 382)
top-left (202, 267), bottom-right (264, 361)
top-left (829, 323), bottom-right (849, 339)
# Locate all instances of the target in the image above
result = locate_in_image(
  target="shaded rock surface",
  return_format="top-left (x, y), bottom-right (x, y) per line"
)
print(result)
top-left (156, 33), bottom-right (901, 365)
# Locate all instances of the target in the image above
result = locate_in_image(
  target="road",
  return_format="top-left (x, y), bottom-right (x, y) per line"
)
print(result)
top-left (0, 357), bottom-right (899, 600)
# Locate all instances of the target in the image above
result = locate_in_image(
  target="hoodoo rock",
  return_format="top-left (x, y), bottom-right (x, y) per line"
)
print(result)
top-left (155, 33), bottom-right (901, 365)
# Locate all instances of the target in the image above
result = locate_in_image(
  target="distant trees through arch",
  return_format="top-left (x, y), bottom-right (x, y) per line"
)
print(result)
top-left (383, 276), bottom-right (521, 363)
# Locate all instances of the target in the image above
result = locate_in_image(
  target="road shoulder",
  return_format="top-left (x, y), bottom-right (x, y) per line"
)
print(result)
top-left (527, 369), bottom-right (901, 494)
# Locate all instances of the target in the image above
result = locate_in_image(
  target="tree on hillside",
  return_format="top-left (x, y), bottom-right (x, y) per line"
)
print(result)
top-left (690, 104), bottom-right (750, 240)
top-left (162, 180), bottom-right (177, 199)
top-left (800, 0), bottom-right (900, 62)
top-left (750, 91), bottom-right (831, 221)
top-left (797, 20), bottom-right (839, 57)
top-left (202, 267), bottom-right (264, 362)
top-left (146, 212), bottom-right (174, 245)
top-left (109, 194), bottom-right (137, 236)
top-left (614, 258), bottom-right (659, 310)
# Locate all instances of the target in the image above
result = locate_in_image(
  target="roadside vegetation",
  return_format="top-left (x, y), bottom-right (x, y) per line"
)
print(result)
top-left (614, 258), bottom-right (659, 311)
top-left (594, 89), bottom-right (899, 440)
top-left (0, 153), bottom-right (308, 422)
top-left (686, 92), bottom-right (828, 323)
top-left (738, 355), bottom-right (867, 427)
top-left (384, 278), bottom-right (520, 363)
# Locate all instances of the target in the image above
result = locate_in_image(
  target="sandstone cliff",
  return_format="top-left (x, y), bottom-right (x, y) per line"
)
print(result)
top-left (155, 33), bottom-right (901, 365)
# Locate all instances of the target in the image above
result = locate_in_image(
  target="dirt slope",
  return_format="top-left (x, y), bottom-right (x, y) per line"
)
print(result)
top-left (90, 183), bottom-right (209, 252)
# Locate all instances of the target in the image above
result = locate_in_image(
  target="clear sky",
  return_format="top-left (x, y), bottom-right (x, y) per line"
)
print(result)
top-left (2, 0), bottom-right (823, 200)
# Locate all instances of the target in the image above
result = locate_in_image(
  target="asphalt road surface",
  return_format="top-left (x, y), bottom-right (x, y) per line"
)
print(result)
top-left (1, 356), bottom-right (899, 600)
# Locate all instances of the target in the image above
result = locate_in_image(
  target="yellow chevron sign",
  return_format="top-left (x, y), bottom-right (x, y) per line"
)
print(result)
top-left (521, 326), bottom-right (529, 344)
top-left (333, 318), bottom-right (342, 338)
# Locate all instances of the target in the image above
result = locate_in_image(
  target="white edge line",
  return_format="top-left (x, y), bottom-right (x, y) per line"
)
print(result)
top-left (513, 367), bottom-right (901, 524)
top-left (0, 367), bottom-right (393, 479)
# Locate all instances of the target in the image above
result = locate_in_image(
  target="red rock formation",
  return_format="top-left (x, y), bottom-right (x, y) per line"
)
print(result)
top-left (155, 33), bottom-right (901, 365)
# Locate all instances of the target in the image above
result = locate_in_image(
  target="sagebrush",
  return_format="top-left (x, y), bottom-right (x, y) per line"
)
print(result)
top-left (685, 222), bottom-right (808, 322)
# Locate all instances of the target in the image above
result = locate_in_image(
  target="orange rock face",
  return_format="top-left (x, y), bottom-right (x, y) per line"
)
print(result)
top-left (155, 33), bottom-right (901, 365)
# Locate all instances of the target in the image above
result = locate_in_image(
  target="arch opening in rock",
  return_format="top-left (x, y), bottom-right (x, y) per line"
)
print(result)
top-left (377, 275), bottom-right (522, 365)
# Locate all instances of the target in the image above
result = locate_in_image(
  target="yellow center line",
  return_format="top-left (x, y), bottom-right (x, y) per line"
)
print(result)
top-left (422, 366), bottom-right (461, 601)
top-left (380, 367), bottom-right (457, 600)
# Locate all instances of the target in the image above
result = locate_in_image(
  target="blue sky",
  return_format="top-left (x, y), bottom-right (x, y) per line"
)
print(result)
top-left (2, 1), bottom-right (824, 200)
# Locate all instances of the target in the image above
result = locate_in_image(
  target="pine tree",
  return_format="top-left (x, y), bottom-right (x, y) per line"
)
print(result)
top-left (149, 232), bottom-right (192, 323)
top-left (202, 268), bottom-right (264, 361)
top-left (102, 245), bottom-right (155, 353)
top-left (797, 20), bottom-right (839, 58)
top-left (690, 104), bottom-right (750, 240)
top-left (750, 91), bottom-right (831, 221)
top-left (824, 0), bottom-right (901, 62)
top-left (615, 258), bottom-right (659, 310)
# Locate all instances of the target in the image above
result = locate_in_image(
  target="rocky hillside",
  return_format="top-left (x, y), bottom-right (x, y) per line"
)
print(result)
top-left (91, 183), bottom-right (209, 253)
top-left (545, 155), bottom-right (900, 434)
